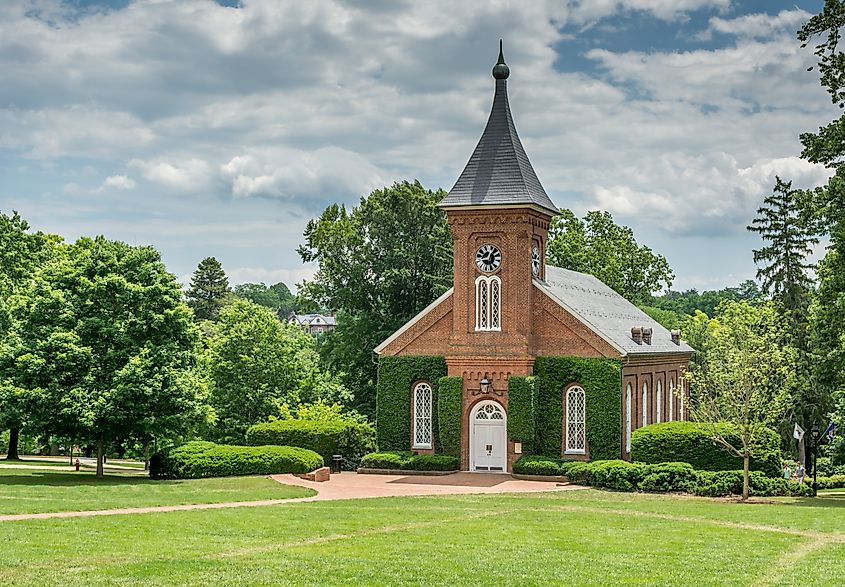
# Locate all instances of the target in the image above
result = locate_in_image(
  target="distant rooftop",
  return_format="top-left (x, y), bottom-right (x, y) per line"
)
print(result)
top-left (439, 41), bottom-right (558, 217)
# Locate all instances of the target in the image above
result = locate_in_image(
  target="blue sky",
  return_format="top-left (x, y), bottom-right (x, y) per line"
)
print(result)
top-left (0, 0), bottom-right (833, 292)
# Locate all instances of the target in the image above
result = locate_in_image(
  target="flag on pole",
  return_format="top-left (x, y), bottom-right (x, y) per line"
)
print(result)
top-left (793, 423), bottom-right (805, 441)
top-left (823, 422), bottom-right (836, 442)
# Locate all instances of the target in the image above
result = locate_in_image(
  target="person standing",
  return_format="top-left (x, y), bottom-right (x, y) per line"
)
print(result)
top-left (796, 463), bottom-right (806, 484)
top-left (783, 464), bottom-right (792, 480)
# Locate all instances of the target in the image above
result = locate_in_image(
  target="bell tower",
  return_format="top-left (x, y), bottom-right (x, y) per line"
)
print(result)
top-left (438, 41), bottom-right (558, 370)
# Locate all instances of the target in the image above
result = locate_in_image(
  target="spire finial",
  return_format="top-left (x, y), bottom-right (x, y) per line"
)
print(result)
top-left (492, 39), bottom-right (509, 79)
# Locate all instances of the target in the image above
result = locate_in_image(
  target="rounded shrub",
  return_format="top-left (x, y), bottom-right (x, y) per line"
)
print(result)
top-left (150, 441), bottom-right (323, 479)
top-left (245, 418), bottom-right (375, 470)
top-left (631, 422), bottom-right (781, 477)
top-left (359, 451), bottom-right (459, 472)
top-left (512, 455), bottom-right (578, 477)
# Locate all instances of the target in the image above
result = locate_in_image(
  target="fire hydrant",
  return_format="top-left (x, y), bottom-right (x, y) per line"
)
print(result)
top-left (75, 459), bottom-right (80, 472)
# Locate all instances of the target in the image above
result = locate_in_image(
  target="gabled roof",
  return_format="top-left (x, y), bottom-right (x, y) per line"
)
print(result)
top-left (438, 42), bottom-right (558, 217)
top-left (536, 266), bottom-right (695, 356)
top-left (374, 288), bottom-right (453, 354)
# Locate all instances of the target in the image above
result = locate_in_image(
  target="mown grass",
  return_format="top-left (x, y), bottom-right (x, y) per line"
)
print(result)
top-left (0, 468), bottom-right (314, 514)
top-left (0, 483), bottom-right (843, 586)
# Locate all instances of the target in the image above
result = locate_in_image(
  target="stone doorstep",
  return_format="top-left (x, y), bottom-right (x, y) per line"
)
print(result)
top-left (356, 468), bottom-right (459, 476)
top-left (294, 466), bottom-right (331, 482)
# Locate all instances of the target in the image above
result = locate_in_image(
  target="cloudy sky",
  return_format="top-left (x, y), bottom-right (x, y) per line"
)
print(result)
top-left (0, 0), bottom-right (835, 292)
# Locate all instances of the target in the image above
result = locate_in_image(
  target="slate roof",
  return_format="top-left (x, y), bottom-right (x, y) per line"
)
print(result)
top-left (536, 265), bottom-right (694, 356)
top-left (439, 50), bottom-right (558, 216)
top-left (289, 313), bottom-right (337, 327)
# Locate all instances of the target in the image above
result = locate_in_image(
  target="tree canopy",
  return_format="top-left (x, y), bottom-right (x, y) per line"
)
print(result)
top-left (233, 281), bottom-right (297, 318)
top-left (186, 257), bottom-right (230, 321)
top-left (546, 209), bottom-right (674, 304)
top-left (297, 180), bottom-right (453, 414)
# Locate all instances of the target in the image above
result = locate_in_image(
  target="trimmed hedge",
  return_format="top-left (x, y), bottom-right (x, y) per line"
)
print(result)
top-left (631, 421), bottom-right (781, 478)
top-left (376, 356), bottom-right (447, 451)
top-left (561, 459), bottom-right (810, 497)
top-left (816, 474), bottom-right (845, 490)
top-left (437, 376), bottom-right (462, 457)
top-left (245, 419), bottom-right (375, 470)
top-left (359, 451), bottom-right (459, 472)
top-left (534, 356), bottom-right (622, 460)
top-left (512, 455), bottom-right (579, 477)
top-left (507, 376), bottom-right (537, 449)
top-left (150, 441), bottom-right (323, 479)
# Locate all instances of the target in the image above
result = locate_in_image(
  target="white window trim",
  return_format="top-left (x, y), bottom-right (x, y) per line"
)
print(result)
top-left (668, 379), bottom-right (674, 422)
top-left (412, 382), bottom-right (433, 449)
top-left (474, 275), bottom-right (501, 332)
top-left (564, 385), bottom-right (586, 455)
top-left (656, 380), bottom-right (662, 424)
top-left (625, 383), bottom-right (632, 454)
top-left (642, 382), bottom-right (649, 427)
top-left (679, 378), bottom-right (686, 421)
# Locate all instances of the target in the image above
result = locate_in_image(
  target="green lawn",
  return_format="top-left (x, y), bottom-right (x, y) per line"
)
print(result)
top-left (0, 482), bottom-right (843, 586)
top-left (0, 468), bottom-right (314, 514)
top-left (0, 457), bottom-right (146, 470)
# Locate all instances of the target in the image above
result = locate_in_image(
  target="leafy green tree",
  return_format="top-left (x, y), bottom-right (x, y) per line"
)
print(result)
top-left (546, 209), bottom-right (674, 303)
top-left (186, 257), bottom-right (230, 321)
top-left (297, 180), bottom-right (453, 414)
top-left (205, 298), bottom-right (350, 443)
top-left (651, 280), bottom-right (764, 319)
top-left (686, 301), bottom-right (797, 500)
top-left (4, 237), bottom-right (207, 476)
top-left (0, 211), bottom-right (57, 460)
top-left (233, 281), bottom-right (297, 318)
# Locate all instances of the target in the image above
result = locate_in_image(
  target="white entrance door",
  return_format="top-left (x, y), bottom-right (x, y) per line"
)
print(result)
top-left (470, 401), bottom-right (507, 472)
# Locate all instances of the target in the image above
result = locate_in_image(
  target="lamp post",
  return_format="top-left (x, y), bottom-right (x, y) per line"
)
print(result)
top-left (811, 424), bottom-right (819, 498)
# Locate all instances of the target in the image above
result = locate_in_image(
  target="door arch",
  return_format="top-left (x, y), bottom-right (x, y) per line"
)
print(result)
top-left (470, 400), bottom-right (507, 472)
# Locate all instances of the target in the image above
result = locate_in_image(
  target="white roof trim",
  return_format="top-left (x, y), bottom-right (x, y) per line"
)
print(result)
top-left (533, 278), bottom-right (627, 356)
top-left (374, 288), bottom-right (454, 355)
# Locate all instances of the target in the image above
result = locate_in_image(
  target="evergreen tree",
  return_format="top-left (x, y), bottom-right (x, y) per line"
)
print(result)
top-left (747, 177), bottom-right (819, 337)
top-left (186, 257), bottom-right (230, 321)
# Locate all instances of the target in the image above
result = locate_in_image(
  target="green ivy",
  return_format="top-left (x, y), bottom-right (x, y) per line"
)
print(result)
top-left (534, 356), bottom-right (622, 460)
top-left (507, 376), bottom-right (537, 450)
top-left (437, 376), bottom-right (462, 457)
top-left (376, 355), bottom-right (447, 451)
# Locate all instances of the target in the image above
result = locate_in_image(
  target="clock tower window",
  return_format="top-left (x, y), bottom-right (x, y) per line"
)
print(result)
top-left (475, 275), bottom-right (501, 332)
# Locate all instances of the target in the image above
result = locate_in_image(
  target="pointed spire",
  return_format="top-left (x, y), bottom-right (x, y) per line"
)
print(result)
top-left (493, 39), bottom-right (509, 79)
top-left (439, 41), bottom-right (558, 217)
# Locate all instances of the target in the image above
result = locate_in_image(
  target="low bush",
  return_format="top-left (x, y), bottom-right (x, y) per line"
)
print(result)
top-left (359, 451), bottom-right (459, 472)
top-left (631, 422), bottom-right (781, 478)
top-left (815, 457), bottom-right (845, 478)
top-left (246, 416), bottom-right (375, 471)
top-left (512, 455), bottom-right (578, 477)
top-left (150, 441), bottom-right (323, 479)
top-left (816, 474), bottom-right (845, 490)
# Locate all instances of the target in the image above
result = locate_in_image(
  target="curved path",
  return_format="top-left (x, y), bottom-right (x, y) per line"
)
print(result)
top-left (0, 472), bottom-right (578, 522)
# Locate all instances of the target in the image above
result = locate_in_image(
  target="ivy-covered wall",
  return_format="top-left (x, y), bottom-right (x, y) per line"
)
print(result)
top-left (376, 355), bottom-right (448, 451)
top-left (507, 376), bottom-right (537, 451)
top-left (534, 356), bottom-right (622, 460)
top-left (437, 376), bottom-right (463, 457)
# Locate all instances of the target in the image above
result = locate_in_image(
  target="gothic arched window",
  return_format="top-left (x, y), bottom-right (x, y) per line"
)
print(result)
top-left (412, 382), bottom-right (433, 449)
top-left (565, 386), bottom-right (586, 454)
top-left (642, 382), bottom-right (649, 428)
top-left (626, 383), bottom-right (632, 454)
top-left (656, 380), bottom-right (662, 424)
top-left (475, 275), bottom-right (501, 332)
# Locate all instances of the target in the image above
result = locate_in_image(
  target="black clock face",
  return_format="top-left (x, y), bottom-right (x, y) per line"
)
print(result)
top-left (475, 244), bottom-right (502, 273)
top-left (532, 245), bottom-right (541, 277)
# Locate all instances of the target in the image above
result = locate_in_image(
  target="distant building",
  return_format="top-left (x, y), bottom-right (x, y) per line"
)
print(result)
top-left (288, 312), bottom-right (337, 335)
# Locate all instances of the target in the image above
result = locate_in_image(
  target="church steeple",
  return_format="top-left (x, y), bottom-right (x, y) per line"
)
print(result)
top-left (439, 41), bottom-right (558, 217)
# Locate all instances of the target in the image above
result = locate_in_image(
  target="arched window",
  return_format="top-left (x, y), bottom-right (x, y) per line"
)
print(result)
top-left (679, 378), bottom-right (686, 421)
top-left (626, 383), bottom-right (632, 454)
top-left (642, 382), bottom-right (649, 427)
top-left (565, 386), bottom-right (586, 454)
top-left (668, 379), bottom-right (675, 422)
top-left (475, 276), bottom-right (501, 332)
top-left (412, 382), bottom-right (433, 449)
top-left (656, 380), bottom-right (662, 424)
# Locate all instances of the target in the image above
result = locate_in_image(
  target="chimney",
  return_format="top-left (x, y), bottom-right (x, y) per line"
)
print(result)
top-left (642, 327), bottom-right (653, 345)
top-left (670, 330), bottom-right (681, 345)
top-left (631, 326), bottom-right (642, 345)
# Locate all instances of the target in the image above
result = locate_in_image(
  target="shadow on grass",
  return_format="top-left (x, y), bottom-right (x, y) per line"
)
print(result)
top-left (0, 471), bottom-right (177, 488)
top-left (784, 495), bottom-right (845, 508)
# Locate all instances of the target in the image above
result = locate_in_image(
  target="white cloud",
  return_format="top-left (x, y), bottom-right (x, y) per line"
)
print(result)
top-left (701, 9), bottom-right (812, 40)
top-left (98, 175), bottom-right (136, 191)
top-left (129, 158), bottom-right (214, 192)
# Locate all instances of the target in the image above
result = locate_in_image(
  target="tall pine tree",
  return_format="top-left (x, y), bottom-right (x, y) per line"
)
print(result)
top-left (186, 257), bottom-right (230, 321)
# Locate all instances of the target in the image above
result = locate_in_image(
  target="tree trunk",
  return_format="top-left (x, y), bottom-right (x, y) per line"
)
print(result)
top-left (144, 442), bottom-right (150, 471)
top-left (96, 433), bottom-right (104, 478)
top-left (6, 428), bottom-right (21, 460)
top-left (742, 453), bottom-right (750, 501)
top-left (798, 437), bottom-right (805, 467)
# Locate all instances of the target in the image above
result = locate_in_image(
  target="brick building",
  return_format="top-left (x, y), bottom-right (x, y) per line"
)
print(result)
top-left (375, 44), bottom-right (693, 472)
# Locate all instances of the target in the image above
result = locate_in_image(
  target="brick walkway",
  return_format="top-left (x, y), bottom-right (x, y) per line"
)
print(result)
top-left (0, 472), bottom-right (579, 522)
